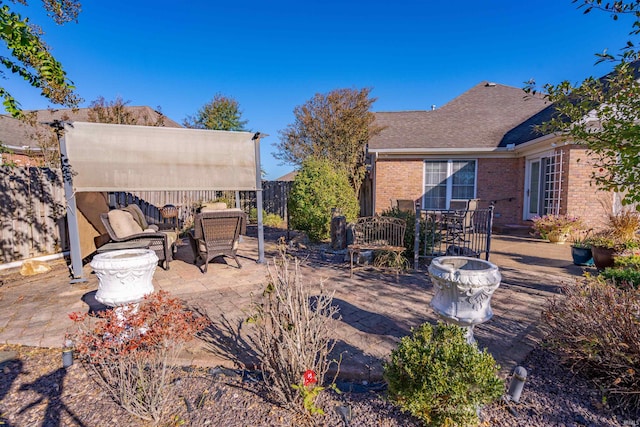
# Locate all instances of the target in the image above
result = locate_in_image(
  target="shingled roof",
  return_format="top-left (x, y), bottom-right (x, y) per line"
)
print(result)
top-left (369, 82), bottom-right (550, 151)
top-left (0, 106), bottom-right (181, 152)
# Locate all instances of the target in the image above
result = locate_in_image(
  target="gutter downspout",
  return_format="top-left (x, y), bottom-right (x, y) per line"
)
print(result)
top-left (372, 152), bottom-right (378, 214)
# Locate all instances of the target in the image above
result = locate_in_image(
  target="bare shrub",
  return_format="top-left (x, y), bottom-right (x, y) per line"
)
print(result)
top-left (372, 250), bottom-right (409, 273)
top-left (68, 291), bottom-right (208, 424)
top-left (542, 277), bottom-right (640, 413)
top-left (249, 245), bottom-right (341, 416)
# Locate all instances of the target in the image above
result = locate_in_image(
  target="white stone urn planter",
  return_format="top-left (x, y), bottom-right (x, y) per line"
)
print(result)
top-left (428, 256), bottom-right (501, 343)
top-left (90, 249), bottom-right (158, 307)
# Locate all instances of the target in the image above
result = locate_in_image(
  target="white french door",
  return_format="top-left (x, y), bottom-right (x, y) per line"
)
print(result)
top-left (524, 151), bottom-right (563, 220)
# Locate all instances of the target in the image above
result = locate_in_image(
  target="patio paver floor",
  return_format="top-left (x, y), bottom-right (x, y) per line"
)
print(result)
top-left (0, 230), bottom-right (589, 380)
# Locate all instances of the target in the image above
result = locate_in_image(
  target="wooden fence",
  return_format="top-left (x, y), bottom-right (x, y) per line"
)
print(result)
top-left (1, 166), bottom-right (292, 264)
top-left (0, 167), bottom-right (67, 263)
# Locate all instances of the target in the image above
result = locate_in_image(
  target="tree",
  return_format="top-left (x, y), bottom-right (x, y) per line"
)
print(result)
top-left (529, 1), bottom-right (640, 206)
top-left (183, 93), bottom-right (248, 131)
top-left (0, 0), bottom-right (81, 117)
top-left (275, 87), bottom-right (385, 197)
top-left (87, 96), bottom-right (166, 126)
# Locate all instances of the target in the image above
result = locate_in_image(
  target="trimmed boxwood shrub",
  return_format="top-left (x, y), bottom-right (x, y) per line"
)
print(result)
top-left (288, 158), bottom-right (359, 241)
top-left (384, 322), bottom-right (504, 427)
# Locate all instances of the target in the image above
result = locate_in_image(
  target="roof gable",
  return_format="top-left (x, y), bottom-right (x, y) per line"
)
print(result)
top-left (370, 82), bottom-right (549, 151)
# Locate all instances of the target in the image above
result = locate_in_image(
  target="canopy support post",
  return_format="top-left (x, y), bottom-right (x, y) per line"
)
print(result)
top-left (59, 128), bottom-right (87, 283)
top-left (254, 133), bottom-right (265, 263)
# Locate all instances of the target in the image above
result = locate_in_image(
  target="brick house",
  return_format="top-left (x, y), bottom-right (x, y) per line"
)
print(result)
top-left (368, 82), bottom-right (611, 230)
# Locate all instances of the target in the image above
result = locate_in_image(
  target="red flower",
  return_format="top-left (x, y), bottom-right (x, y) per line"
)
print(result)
top-left (303, 369), bottom-right (317, 386)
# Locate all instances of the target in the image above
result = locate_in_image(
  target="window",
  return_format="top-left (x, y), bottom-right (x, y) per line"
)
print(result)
top-left (423, 160), bottom-right (476, 210)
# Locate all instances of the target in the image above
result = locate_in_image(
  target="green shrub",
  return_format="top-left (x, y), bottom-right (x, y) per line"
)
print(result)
top-left (380, 206), bottom-right (439, 260)
top-left (600, 266), bottom-right (640, 288)
top-left (543, 277), bottom-right (640, 413)
top-left (248, 208), bottom-right (285, 228)
top-left (614, 254), bottom-right (640, 270)
top-left (384, 322), bottom-right (504, 427)
top-left (288, 158), bottom-right (359, 241)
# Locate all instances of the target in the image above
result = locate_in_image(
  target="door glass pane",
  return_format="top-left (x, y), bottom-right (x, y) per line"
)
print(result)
top-left (529, 161), bottom-right (540, 215)
top-left (424, 161), bottom-right (447, 209)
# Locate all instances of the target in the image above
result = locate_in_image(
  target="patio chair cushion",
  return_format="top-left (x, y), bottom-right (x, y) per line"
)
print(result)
top-left (122, 204), bottom-right (152, 230)
top-left (162, 230), bottom-right (178, 248)
top-left (107, 210), bottom-right (144, 238)
top-left (201, 202), bottom-right (227, 212)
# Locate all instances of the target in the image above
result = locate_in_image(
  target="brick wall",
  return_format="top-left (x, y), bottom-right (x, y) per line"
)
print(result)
top-left (374, 159), bottom-right (423, 213)
top-left (564, 146), bottom-right (611, 231)
top-left (477, 157), bottom-right (524, 225)
top-left (373, 149), bottom-right (613, 228)
top-left (374, 157), bottom-right (526, 225)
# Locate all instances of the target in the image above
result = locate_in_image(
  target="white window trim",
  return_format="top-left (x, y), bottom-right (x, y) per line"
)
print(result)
top-left (422, 159), bottom-right (477, 210)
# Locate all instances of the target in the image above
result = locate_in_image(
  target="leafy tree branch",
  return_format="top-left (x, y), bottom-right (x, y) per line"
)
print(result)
top-left (0, 1), bottom-right (81, 117)
top-left (183, 93), bottom-right (248, 131)
top-left (275, 87), bottom-right (384, 196)
top-left (528, 1), bottom-right (640, 206)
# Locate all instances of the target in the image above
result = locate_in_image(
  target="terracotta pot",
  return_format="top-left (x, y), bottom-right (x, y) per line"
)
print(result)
top-left (590, 245), bottom-right (616, 270)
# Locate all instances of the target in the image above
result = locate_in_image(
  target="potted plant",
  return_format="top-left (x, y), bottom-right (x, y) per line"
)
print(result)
top-left (531, 214), bottom-right (582, 244)
top-left (589, 210), bottom-right (640, 270)
top-left (569, 229), bottom-right (594, 266)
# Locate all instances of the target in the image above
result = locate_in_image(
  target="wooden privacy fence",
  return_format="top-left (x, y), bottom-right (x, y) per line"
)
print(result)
top-left (1, 166), bottom-right (293, 264)
top-left (413, 206), bottom-right (494, 270)
top-left (0, 167), bottom-right (67, 263)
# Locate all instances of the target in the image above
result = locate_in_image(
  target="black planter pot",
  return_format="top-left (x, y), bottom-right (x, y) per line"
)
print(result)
top-left (591, 245), bottom-right (616, 270)
top-left (571, 246), bottom-right (593, 266)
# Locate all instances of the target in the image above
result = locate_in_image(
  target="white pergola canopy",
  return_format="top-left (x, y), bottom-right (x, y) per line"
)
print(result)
top-left (64, 122), bottom-right (259, 192)
top-left (60, 121), bottom-right (265, 281)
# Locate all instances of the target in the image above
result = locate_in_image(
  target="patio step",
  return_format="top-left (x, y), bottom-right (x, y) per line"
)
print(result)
top-left (492, 224), bottom-right (531, 237)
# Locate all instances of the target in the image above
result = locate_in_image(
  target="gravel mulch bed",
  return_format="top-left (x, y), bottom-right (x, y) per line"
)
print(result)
top-left (0, 343), bottom-right (636, 427)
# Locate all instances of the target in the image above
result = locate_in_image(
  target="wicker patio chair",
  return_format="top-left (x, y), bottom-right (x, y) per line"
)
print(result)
top-left (190, 209), bottom-right (247, 273)
top-left (99, 211), bottom-right (176, 270)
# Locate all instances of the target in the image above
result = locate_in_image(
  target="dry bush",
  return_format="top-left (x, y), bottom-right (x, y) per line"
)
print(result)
top-left (69, 291), bottom-right (208, 424)
top-left (249, 244), bottom-right (341, 416)
top-left (608, 209), bottom-right (640, 242)
top-left (542, 277), bottom-right (640, 413)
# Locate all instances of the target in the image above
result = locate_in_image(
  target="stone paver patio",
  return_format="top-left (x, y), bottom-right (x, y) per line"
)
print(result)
top-left (0, 229), bottom-right (590, 380)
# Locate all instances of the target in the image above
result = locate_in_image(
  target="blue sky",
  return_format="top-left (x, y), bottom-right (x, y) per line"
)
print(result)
top-left (2, 0), bottom-right (637, 179)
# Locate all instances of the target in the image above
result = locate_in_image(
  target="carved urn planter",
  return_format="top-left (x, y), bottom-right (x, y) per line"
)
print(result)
top-left (428, 256), bottom-right (501, 343)
top-left (547, 231), bottom-right (568, 244)
top-left (90, 249), bottom-right (158, 307)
